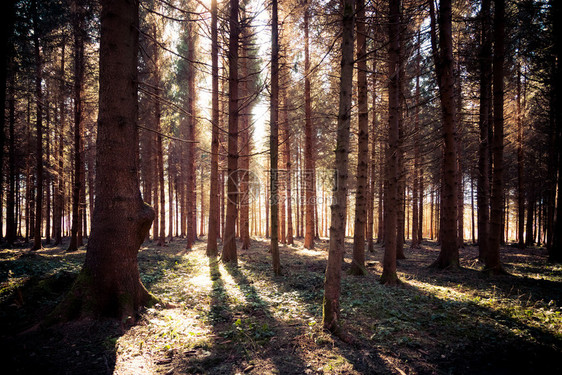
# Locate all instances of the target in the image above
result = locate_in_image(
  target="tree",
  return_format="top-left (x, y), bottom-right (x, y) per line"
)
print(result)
top-left (323, 0), bottom-right (354, 334)
top-left (477, 0), bottom-right (492, 262)
top-left (429, 0), bottom-right (459, 269)
top-left (303, 1), bottom-right (315, 250)
top-left (381, 0), bottom-right (401, 285)
top-left (55, 0), bottom-right (156, 320)
top-left (30, 0), bottom-right (44, 251)
top-left (486, 0), bottom-right (507, 274)
top-left (350, 0), bottom-right (368, 276)
top-left (270, 0), bottom-right (281, 275)
top-left (68, 0), bottom-right (86, 252)
top-left (548, 0), bottom-right (562, 262)
top-left (222, 0), bottom-right (240, 264)
top-left (206, 0), bottom-right (220, 257)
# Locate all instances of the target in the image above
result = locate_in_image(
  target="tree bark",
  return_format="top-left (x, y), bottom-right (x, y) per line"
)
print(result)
top-left (222, 0), bottom-right (239, 264)
top-left (303, 2), bottom-right (315, 249)
top-left (429, 0), bottom-right (459, 269)
top-left (350, 0), bottom-right (368, 275)
top-left (269, 0), bottom-right (281, 275)
top-left (477, 0), bottom-right (492, 261)
top-left (31, 0), bottom-right (44, 251)
top-left (486, 0), bottom-right (506, 274)
top-left (548, 0), bottom-right (562, 262)
top-left (381, 0), bottom-right (401, 284)
top-left (323, 0), bottom-right (354, 334)
top-left (68, 0), bottom-right (85, 252)
top-left (206, 0), bottom-right (220, 255)
top-left (54, 0), bottom-right (156, 321)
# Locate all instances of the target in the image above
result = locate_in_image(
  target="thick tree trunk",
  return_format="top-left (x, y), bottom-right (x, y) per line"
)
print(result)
top-left (55, 0), bottom-right (155, 321)
top-left (223, 0), bottom-right (239, 263)
top-left (303, 3), bottom-right (315, 249)
top-left (323, 0), bottom-right (354, 334)
top-left (429, 0), bottom-right (459, 269)
top-left (206, 0), bottom-right (220, 255)
top-left (350, 0), bottom-right (368, 275)
top-left (381, 0), bottom-right (401, 284)
top-left (478, 0), bottom-right (492, 261)
top-left (486, 0), bottom-right (506, 274)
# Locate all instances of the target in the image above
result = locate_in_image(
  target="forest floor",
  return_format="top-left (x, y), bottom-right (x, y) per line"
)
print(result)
top-left (1, 237), bottom-right (562, 375)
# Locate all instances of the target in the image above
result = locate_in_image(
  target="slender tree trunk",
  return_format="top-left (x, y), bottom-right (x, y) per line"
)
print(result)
top-left (282, 61), bottom-right (294, 245)
top-left (68, 0), bottom-right (85, 252)
top-left (367, 57), bottom-right (378, 253)
top-left (351, 0), bottom-right (368, 275)
top-left (517, 65), bottom-right (525, 248)
top-left (53, 40), bottom-right (65, 246)
top-left (55, 0), bottom-right (156, 321)
top-left (381, 0), bottom-right (401, 284)
top-left (6, 68), bottom-right (17, 245)
top-left (429, 0), bottom-right (459, 269)
top-left (478, 0), bottom-right (492, 261)
top-left (323, 0), bottom-right (354, 334)
top-left (411, 32), bottom-right (421, 249)
top-left (223, 0), bottom-right (239, 263)
top-left (549, 0), bottom-right (562, 262)
top-left (303, 2), bottom-right (315, 249)
top-left (31, 0), bottom-right (44, 251)
top-left (207, 0), bottom-right (220, 255)
top-left (486, 0), bottom-right (506, 274)
top-left (269, 0), bottom-right (281, 274)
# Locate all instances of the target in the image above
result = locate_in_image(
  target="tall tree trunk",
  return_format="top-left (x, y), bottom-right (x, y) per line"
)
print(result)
top-left (55, 0), bottom-right (156, 321)
top-left (303, 2), bottom-right (315, 249)
top-left (68, 0), bottom-right (85, 252)
top-left (477, 0), bottom-right (492, 261)
top-left (222, 0), bottom-right (239, 263)
top-left (323, 0), bottom-right (354, 334)
top-left (548, 0), bottom-right (562, 262)
top-left (6, 68), bottom-right (17, 245)
top-left (206, 0), bottom-right (220, 256)
top-left (429, 0), bottom-right (459, 269)
top-left (282, 59), bottom-right (294, 245)
top-left (350, 0), bottom-right (368, 275)
top-left (367, 57), bottom-right (378, 253)
top-left (381, 0), bottom-right (401, 284)
top-left (486, 0), bottom-right (506, 274)
top-left (270, 0), bottom-right (281, 274)
top-left (31, 0), bottom-right (44, 251)
top-left (53, 40), bottom-right (65, 246)
top-left (517, 64), bottom-right (525, 248)
top-left (411, 31), bottom-right (421, 249)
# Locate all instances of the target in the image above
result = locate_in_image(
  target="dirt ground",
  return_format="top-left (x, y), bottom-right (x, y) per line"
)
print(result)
top-left (1, 237), bottom-right (561, 374)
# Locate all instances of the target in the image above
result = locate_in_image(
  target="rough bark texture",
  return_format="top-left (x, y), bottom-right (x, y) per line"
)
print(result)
top-left (367, 58), bottom-right (378, 253)
top-left (381, 0), bottom-right (400, 285)
top-left (429, 0), bottom-right (459, 269)
top-left (478, 0), bottom-right (492, 261)
top-left (222, 0), bottom-right (239, 264)
top-left (350, 0), bottom-right (368, 276)
top-left (323, 0), bottom-right (354, 334)
top-left (411, 33), bottom-right (421, 249)
top-left (54, 0), bottom-right (156, 321)
top-left (303, 3), bottom-right (315, 250)
top-left (487, 0), bottom-right (507, 274)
